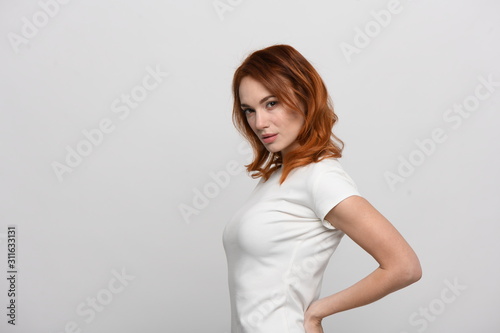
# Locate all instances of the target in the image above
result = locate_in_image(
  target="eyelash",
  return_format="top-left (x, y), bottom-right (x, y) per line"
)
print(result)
top-left (241, 101), bottom-right (278, 114)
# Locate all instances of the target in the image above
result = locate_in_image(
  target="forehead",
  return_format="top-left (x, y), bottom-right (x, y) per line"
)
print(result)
top-left (239, 76), bottom-right (272, 103)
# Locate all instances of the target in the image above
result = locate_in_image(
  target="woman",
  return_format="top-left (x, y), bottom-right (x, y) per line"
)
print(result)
top-left (222, 44), bottom-right (422, 333)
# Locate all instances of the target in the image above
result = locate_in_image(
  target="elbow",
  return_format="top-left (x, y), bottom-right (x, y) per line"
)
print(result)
top-left (407, 261), bottom-right (422, 285)
top-left (398, 258), bottom-right (422, 287)
top-left (385, 257), bottom-right (422, 289)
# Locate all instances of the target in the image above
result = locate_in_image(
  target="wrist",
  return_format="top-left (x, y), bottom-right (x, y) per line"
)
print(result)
top-left (305, 299), bottom-right (326, 321)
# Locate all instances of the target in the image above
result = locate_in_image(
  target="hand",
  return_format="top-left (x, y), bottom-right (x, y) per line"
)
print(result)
top-left (304, 302), bottom-right (324, 333)
top-left (304, 315), bottom-right (324, 333)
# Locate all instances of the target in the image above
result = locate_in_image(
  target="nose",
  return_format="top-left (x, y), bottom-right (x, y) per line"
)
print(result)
top-left (254, 109), bottom-right (269, 130)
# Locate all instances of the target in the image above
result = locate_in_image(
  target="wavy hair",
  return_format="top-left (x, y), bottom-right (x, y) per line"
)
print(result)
top-left (232, 44), bottom-right (344, 184)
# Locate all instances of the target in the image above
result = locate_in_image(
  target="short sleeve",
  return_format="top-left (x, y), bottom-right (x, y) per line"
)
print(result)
top-left (311, 163), bottom-right (361, 230)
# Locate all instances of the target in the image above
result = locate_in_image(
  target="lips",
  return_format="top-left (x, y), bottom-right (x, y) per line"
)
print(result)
top-left (261, 133), bottom-right (278, 144)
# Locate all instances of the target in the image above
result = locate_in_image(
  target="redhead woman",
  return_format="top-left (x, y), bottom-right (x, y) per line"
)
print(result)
top-left (222, 44), bottom-right (422, 333)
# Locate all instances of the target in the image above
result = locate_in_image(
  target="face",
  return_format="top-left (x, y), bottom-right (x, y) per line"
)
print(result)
top-left (238, 76), bottom-right (305, 159)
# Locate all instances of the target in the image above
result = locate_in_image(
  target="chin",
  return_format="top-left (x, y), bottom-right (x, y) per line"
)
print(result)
top-left (265, 146), bottom-right (282, 154)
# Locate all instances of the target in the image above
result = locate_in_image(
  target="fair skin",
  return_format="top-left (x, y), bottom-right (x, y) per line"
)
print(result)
top-left (239, 76), bottom-right (304, 160)
top-left (303, 197), bottom-right (422, 332)
top-left (238, 75), bottom-right (422, 333)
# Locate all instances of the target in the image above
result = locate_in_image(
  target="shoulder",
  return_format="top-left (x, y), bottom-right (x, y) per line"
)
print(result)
top-left (300, 157), bottom-right (348, 179)
top-left (283, 157), bottom-right (355, 189)
top-left (306, 157), bottom-right (359, 193)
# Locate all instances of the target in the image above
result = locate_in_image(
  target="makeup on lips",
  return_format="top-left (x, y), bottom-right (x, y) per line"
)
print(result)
top-left (262, 134), bottom-right (278, 143)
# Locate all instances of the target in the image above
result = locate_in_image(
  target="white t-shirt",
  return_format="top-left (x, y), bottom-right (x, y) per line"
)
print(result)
top-left (222, 157), bottom-right (361, 332)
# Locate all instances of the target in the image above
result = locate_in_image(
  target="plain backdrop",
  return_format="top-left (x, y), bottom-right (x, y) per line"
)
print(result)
top-left (1, 0), bottom-right (499, 332)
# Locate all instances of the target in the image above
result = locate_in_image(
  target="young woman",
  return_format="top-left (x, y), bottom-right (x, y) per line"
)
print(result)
top-left (222, 44), bottom-right (422, 333)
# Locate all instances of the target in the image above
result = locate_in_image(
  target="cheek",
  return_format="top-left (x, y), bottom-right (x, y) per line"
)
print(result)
top-left (246, 118), bottom-right (258, 133)
top-left (288, 113), bottom-right (305, 132)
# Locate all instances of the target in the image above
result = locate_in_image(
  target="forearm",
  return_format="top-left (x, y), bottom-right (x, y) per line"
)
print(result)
top-left (306, 265), bottom-right (418, 320)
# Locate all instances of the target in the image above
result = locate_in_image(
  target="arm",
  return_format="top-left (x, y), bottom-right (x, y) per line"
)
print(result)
top-left (304, 195), bottom-right (422, 327)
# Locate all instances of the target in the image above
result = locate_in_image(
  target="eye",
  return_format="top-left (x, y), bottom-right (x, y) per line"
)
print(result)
top-left (241, 108), bottom-right (254, 115)
top-left (266, 101), bottom-right (278, 108)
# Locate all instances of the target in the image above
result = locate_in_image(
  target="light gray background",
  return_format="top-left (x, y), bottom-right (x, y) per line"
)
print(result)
top-left (1, 0), bottom-right (499, 332)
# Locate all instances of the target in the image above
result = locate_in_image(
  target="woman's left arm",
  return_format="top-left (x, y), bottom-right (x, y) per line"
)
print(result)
top-left (304, 195), bottom-right (422, 329)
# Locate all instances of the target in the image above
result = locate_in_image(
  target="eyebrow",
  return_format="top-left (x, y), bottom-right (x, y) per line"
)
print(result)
top-left (240, 95), bottom-right (276, 108)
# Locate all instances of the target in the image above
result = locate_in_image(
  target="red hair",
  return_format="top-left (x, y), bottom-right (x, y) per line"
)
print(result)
top-left (232, 44), bottom-right (344, 184)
